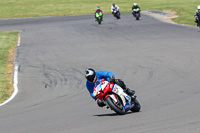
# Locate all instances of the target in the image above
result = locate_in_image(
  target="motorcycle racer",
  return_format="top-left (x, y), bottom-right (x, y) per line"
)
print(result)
top-left (194, 5), bottom-right (200, 26)
top-left (111, 3), bottom-right (120, 16)
top-left (84, 68), bottom-right (135, 107)
top-left (132, 3), bottom-right (140, 11)
top-left (132, 3), bottom-right (141, 17)
top-left (95, 7), bottom-right (103, 21)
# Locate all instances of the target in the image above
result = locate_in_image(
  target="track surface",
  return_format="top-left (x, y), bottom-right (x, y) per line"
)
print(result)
top-left (0, 13), bottom-right (200, 133)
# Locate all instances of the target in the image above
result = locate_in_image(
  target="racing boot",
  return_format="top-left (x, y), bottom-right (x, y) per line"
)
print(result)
top-left (97, 99), bottom-right (106, 107)
top-left (125, 87), bottom-right (135, 96)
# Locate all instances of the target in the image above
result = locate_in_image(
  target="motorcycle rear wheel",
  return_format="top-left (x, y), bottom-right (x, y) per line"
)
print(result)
top-left (106, 96), bottom-right (125, 115)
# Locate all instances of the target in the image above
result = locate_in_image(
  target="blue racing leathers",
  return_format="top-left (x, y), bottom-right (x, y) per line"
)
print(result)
top-left (86, 70), bottom-right (114, 99)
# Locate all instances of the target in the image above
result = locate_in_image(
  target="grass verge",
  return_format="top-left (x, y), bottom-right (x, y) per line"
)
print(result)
top-left (0, 31), bottom-right (18, 104)
top-left (132, 0), bottom-right (199, 25)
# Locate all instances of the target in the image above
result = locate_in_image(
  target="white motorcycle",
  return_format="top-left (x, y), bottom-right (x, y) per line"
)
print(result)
top-left (93, 80), bottom-right (141, 115)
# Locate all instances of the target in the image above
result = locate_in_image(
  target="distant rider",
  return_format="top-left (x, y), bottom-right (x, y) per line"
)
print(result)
top-left (94, 7), bottom-right (103, 21)
top-left (85, 68), bottom-right (135, 107)
top-left (132, 3), bottom-right (141, 17)
top-left (111, 3), bottom-right (120, 16)
top-left (194, 5), bottom-right (200, 26)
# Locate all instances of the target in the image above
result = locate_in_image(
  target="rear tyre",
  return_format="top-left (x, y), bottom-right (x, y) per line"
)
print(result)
top-left (106, 96), bottom-right (125, 115)
top-left (131, 98), bottom-right (141, 112)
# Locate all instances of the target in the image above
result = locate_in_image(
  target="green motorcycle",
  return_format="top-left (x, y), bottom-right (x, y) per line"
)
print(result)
top-left (95, 12), bottom-right (103, 24)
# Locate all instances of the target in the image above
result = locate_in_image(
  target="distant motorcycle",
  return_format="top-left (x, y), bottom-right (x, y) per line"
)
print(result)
top-left (197, 13), bottom-right (200, 28)
top-left (132, 8), bottom-right (140, 20)
top-left (112, 8), bottom-right (121, 19)
top-left (93, 79), bottom-right (141, 115)
top-left (95, 12), bottom-right (103, 24)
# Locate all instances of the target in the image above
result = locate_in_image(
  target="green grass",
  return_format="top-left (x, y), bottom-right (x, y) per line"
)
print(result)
top-left (132, 0), bottom-right (199, 25)
top-left (0, 0), bottom-right (198, 25)
top-left (0, 31), bottom-right (18, 104)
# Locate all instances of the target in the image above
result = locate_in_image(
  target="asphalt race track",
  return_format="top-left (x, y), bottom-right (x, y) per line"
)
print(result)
top-left (0, 13), bottom-right (200, 133)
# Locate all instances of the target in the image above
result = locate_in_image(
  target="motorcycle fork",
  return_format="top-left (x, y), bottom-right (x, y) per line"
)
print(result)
top-left (109, 94), bottom-right (118, 103)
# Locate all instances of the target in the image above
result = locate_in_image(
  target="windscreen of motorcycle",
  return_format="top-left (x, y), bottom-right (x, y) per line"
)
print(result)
top-left (94, 81), bottom-right (109, 92)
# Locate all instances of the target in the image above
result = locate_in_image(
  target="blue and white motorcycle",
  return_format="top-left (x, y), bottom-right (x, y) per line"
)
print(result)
top-left (112, 8), bottom-right (121, 19)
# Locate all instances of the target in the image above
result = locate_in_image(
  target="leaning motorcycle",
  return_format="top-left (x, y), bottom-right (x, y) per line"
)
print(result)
top-left (95, 12), bottom-right (103, 24)
top-left (113, 9), bottom-right (121, 19)
top-left (93, 79), bottom-right (141, 115)
top-left (132, 8), bottom-right (140, 20)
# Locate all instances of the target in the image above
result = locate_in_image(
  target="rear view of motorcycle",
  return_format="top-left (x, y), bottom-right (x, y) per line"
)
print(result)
top-left (113, 9), bottom-right (121, 19)
top-left (95, 12), bottom-right (103, 24)
top-left (93, 80), bottom-right (141, 115)
top-left (132, 8), bottom-right (141, 20)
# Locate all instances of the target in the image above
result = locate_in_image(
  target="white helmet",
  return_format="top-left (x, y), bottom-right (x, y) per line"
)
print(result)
top-left (134, 3), bottom-right (137, 6)
top-left (198, 5), bottom-right (200, 10)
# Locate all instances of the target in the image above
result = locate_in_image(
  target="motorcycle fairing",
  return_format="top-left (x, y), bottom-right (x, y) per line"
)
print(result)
top-left (111, 84), bottom-right (134, 111)
top-left (96, 12), bottom-right (102, 19)
top-left (93, 81), bottom-right (135, 112)
top-left (133, 8), bottom-right (140, 12)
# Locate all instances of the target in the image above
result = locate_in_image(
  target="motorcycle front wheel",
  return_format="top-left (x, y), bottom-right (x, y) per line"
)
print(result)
top-left (98, 20), bottom-right (101, 24)
top-left (116, 13), bottom-right (120, 19)
top-left (106, 96), bottom-right (125, 115)
top-left (130, 98), bottom-right (141, 112)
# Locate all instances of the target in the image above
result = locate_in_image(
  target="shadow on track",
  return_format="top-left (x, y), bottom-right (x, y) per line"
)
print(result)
top-left (93, 111), bottom-right (140, 117)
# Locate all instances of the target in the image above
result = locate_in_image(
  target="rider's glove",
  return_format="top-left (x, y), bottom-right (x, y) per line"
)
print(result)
top-left (109, 76), bottom-right (115, 83)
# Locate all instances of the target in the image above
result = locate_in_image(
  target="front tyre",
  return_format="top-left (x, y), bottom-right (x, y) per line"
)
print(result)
top-left (106, 96), bottom-right (125, 115)
top-left (131, 98), bottom-right (141, 112)
top-left (117, 12), bottom-right (121, 19)
top-left (97, 17), bottom-right (102, 24)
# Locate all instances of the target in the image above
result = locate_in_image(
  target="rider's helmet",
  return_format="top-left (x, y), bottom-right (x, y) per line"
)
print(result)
top-left (134, 3), bottom-right (138, 6)
top-left (85, 68), bottom-right (97, 83)
top-left (97, 7), bottom-right (100, 11)
top-left (197, 5), bottom-right (200, 12)
top-left (112, 3), bottom-right (115, 7)
top-left (198, 5), bottom-right (200, 10)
